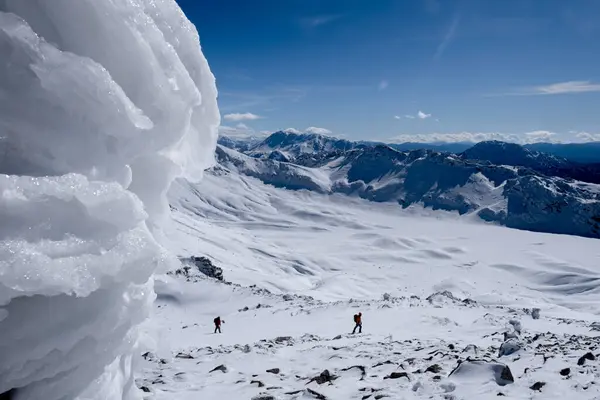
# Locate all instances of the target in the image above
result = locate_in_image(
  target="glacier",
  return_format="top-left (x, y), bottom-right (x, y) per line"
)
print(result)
top-left (0, 0), bottom-right (218, 399)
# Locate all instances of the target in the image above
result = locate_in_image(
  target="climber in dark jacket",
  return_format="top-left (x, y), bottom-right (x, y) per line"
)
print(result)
top-left (352, 312), bottom-right (362, 334)
top-left (214, 316), bottom-right (224, 333)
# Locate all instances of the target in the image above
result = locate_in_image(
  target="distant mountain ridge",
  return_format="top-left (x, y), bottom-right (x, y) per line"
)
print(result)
top-left (214, 141), bottom-right (600, 239)
top-left (218, 131), bottom-right (600, 185)
top-left (218, 130), bottom-right (600, 163)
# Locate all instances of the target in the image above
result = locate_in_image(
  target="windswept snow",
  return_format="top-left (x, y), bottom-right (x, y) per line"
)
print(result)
top-left (138, 167), bottom-right (600, 399)
top-left (0, 1), bottom-right (218, 398)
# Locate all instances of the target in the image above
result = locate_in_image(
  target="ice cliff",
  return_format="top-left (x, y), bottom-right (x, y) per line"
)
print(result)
top-left (0, 0), bottom-right (219, 398)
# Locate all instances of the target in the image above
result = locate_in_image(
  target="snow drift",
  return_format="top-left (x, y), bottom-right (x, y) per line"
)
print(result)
top-left (0, 1), bottom-right (218, 398)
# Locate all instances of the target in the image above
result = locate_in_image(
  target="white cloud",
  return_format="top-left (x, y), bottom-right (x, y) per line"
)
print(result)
top-left (389, 131), bottom-right (565, 144)
top-left (575, 132), bottom-right (600, 142)
top-left (305, 126), bottom-right (333, 135)
top-left (223, 112), bottom-right (262, 121)
top-left (219, 124), bottom-right (255, 138)
top-left (236, 123), bottom-right (249, 129)
top-left (524, 130), bottom-right (556, 141)
top-left (283, 128), bottom-right (302, 134)
top-left (394, 115), bottom-right (401, 120)
top-left (404, 115), bottom-right (415, 119)
top-left (497, 81), bottom-right (600, 96)
top-left (417, 111), bottom-right (432, 119)
top-left (378, 80), bottom-right (389, 91)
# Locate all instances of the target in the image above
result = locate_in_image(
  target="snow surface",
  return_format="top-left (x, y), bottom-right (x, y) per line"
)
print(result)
top-left (139, 168), bottom-right (600, 399)
top-left (0, 1), bottom-right (218, 398)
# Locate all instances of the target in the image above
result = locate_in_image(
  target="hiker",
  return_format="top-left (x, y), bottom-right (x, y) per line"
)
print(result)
top-left (352, 312), bottom-right (362, 334)
top-left (214, 316), bottom-right (224, 333)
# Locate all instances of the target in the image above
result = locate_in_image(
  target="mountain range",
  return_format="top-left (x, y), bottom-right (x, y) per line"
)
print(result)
top-left (216, 131), bottom-right (600, 238)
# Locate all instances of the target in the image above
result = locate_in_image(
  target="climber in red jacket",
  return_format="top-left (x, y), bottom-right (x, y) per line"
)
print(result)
top-left (352, 312), bottom-right (362, 334)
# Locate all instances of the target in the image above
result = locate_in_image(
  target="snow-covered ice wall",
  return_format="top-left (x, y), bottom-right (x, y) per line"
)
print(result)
top-left (0, 0), bottom-right (219, 398)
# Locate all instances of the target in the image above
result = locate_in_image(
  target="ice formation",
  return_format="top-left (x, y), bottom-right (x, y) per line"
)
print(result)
top-left (0, 0), bottom-right (219, 398)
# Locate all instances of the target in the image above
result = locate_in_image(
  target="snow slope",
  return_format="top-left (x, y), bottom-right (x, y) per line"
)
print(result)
top-left (0, 1), bottom-right (218, 398)
top-left (139, 168), bottom-right (600, 399)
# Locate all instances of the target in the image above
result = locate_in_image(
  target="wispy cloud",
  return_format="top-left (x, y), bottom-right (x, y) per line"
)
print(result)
top-left (395, 111), bottom-right (431, 120)
top-left (388, 130), bottom-right (596, 144)
top-left (524, 130), bottom-right (556, 141)
top-left (575, 131), bottom-right (600, 142)
top-left (417, 111), bottom-right (432, 119)
top-left (434, 14), bottom-right (460, 60)
top-left (495, 81), bottom-right (600, 96)
top-left (223, 112), bottom-right (262, 121)
top-left (218, 124), bottom-right (267, 138)
top-left (304, 127), bottom-right (332, 135)
top-left (378, 80), bottom-right (389, 91)
top-left (301, 14), bottom-right (343, 28)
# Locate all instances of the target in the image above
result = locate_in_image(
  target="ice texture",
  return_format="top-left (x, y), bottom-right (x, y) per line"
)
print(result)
top-left (0, 0), bottom-right (219, 398)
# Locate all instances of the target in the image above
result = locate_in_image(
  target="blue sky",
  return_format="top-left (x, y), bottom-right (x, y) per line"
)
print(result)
top-left (176, 0), bottom-right (600, 143)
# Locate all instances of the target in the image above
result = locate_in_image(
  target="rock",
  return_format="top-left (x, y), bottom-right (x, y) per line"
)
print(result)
top-left (332, 335), bottom-right (342, 340)
top-left (560, 368), bottom-right (571, 376)
top-left (503, 330), bottom-right (519, 341)
top-left (175, 352), bottom-right (194, 359)
top-left (191, 256), bottom-right (223, 280)
top-left (384, 372), bottom-right (410, 380)
top-left (306, 388), bottom-right (328, 399)
top-left (448, 344), bottom-right (455, 350)
top-left (308, 369), bottom-right (338, 385)
top-left (140, 386), bottom-right (151, 393)
top-left (266, 368), bottom-right (280, 374)
top-left (577, 352), bottom-right (596, 366)
top-left (498, 340), bottom-right (521, 357)
top-left (275, 336), bottom-right (293, 344)
top-left (283, 294), bottom-right (294, 301)
top-left (530, 382), bottom-right (546, 391)
top-left (209, 364), bottom-right (228, 373)
top-left (243, 344), bottom-right (252, 353)
top-left (251, 394), bottom-right (276, 400)
top-left (532, 308), bottom-right (541, 320)
top-left (508, 319), bottom-right (522, 334)
top-left (449, 360), bottom-right (514, 386)
top-left (382, 293), bottom-right (391, 301)
top-left (342, 365), bottom-right (367, 379)
top-left (250, 380), bottom-right (265, 388)
top-left (425, 364), bottom-right (442, 374)
top-left (462, 344), bottom-right (478, 355)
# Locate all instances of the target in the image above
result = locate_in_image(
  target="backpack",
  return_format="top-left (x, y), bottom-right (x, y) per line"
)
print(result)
top-left (353, 314), bottom-right (359, 323)
top-left (214, 317), bottom-right (220, 325)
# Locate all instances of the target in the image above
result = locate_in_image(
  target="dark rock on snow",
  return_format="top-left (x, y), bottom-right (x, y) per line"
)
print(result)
top-left (308, 369), bottom-right (338, 385)
top-left (384, 372), bottom-right (410, 380)
top-left (577, 352), bottom-right (595, 366)
top-left (266, 368), bottom-right (280, 374)
top-left (209, 364), bottom-right (228, 373)
top-left (530, 382), bottom-right (546, 391)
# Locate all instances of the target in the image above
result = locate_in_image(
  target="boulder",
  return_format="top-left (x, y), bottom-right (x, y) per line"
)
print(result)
top-left (498, 340), bottom-right (521, 357)
top-left (190, 256), bottom-right (223, 281)
top-left (449, 360), bottom-right (514, 386)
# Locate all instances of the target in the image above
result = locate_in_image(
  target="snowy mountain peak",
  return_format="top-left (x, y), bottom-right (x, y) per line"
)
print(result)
top-left (461, 140), bottom-right (571, 169)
